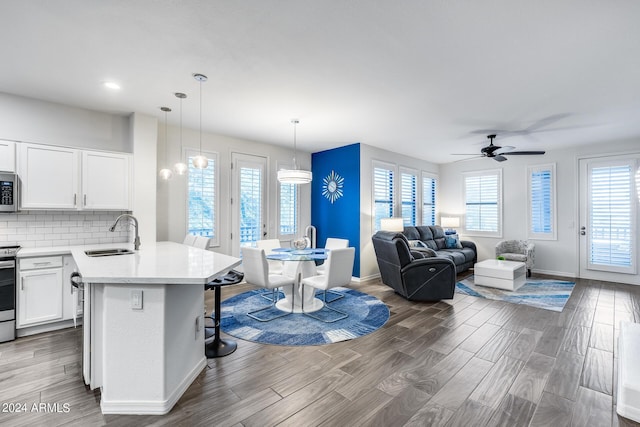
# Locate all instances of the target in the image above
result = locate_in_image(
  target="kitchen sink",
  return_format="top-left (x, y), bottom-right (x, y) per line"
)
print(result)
top-left (84, 248), bottom-right (135, 257)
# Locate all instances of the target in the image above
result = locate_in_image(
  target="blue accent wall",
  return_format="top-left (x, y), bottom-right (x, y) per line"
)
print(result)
top-left (311, 143), bottom-right (361, 276)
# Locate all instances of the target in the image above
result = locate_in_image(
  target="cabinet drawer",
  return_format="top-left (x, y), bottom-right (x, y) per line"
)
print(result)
top-left (20, 256), bottom-right (63, 270)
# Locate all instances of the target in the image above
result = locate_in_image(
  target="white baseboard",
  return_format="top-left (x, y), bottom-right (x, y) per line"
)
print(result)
top-left (351, 274), bottom-right (380, 284)
top-left (17, 319), bottom-right (83, 337)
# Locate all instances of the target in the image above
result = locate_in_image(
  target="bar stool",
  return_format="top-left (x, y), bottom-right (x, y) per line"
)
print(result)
top-left (204, 269), bottom-right (244, 358)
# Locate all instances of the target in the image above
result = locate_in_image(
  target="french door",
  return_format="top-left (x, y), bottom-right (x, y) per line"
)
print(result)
top-left (579, 155), bottom-right (639, 284)
top-left (231, 153), bottom-right (267, 257)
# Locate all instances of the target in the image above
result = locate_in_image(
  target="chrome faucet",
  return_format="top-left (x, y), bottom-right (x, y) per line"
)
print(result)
top-left (109, 214), bottom-right (140, 250)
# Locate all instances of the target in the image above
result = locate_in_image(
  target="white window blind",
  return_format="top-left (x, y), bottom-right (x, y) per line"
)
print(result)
top-left (401, 171), bottom-right (417, 226)
top-left (589, 163), bottom-right (633, 269)
top-left (239, 166), bottom-right (262, 246)
top-left (373, 164), bottom-right (394, 231)
top-left (187, 152), bottom-right (217, 243)
top-left (528, 164), bottom-right (556, 240)
top-left (279, 182), bottom-right (298, 236)
top-left (464, 170), bottom-right (501, 236)
top-left (422, 174), bottom-right (437, 226)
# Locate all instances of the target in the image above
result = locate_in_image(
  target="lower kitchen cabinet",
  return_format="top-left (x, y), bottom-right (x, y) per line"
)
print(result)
top-left (17, 256), bottom-right (64, 327)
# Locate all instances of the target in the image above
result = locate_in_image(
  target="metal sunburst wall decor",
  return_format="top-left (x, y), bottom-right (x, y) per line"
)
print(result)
top-left (322, 170), bottom-right (344, 204)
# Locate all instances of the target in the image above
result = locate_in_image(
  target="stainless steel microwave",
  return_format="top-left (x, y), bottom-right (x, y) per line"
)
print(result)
top-left (0, 172), bottom-right (18, 213)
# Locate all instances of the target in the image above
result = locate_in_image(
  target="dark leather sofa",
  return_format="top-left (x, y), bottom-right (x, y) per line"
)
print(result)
top-left (372, 231), bottom-right (456, 301)
top-left (402, 225), bottom-right (477, 274)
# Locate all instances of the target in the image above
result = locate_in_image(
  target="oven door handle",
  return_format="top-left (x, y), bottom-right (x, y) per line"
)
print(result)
top-left (0, 260), bottom-right (15, 269)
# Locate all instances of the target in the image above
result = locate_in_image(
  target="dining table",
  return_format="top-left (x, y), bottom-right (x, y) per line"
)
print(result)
top-left (265, 247), bottom-right (328, 313)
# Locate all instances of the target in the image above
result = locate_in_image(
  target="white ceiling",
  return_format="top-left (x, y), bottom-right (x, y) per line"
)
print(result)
top-left (1, 0), bottom-right (639, 164)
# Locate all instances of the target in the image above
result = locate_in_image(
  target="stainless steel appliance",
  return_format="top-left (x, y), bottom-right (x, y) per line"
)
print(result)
top-left (0, 172), bottom-right (19, 213)
top-left (0, 245), bottom-right (19, 343)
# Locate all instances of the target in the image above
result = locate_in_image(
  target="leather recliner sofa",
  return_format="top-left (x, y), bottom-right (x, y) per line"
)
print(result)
top-left (402, 225), bottom-right (477, 274)
top-left (372, 231), bottom-right (456, 301)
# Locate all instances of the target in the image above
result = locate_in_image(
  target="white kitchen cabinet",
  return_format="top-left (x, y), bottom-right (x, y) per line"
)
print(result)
top-left (17, 256), bottom-right (64, 327)
top-left (82, 151), bottom-right (131, 210)
top-left (18, 143), bottom-right (79, 209)
top-left (17, 143), bottom-right (131, 210)
top-left (0, 140), bottom-right (16, 172)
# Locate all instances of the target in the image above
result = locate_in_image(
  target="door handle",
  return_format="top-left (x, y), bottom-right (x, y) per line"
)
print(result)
top-left (580, 226), bottom-right (586, 236)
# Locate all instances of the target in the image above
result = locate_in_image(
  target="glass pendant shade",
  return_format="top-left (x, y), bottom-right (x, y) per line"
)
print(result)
top-left (173, 161), bottom-right (188, 175)
top-left (192, 154), bottom-right (208, 169)
top-left (159, 168), bottom-right (173, 180)
top-left (277, 169), bottom-right (312, 184)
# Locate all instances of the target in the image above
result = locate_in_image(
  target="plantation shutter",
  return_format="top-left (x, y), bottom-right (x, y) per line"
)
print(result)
top-left (464, 171), bottom-right (501, 235)
top-left (373, 165), bottom-right (394, 231)
top-left (239, 166), bottom-right (262, 246)
top-left (401, 172), bottom-right (417, 226)
top-left (188, 153), bottom-right (216, 240)
top-left (280, 182), bottom-right (297, 236)
top-left (422, 175), bottom-right (436, 226)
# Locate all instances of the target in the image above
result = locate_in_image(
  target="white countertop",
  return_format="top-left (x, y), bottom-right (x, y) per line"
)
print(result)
top-left (20, 241), bottom-right (242, 285)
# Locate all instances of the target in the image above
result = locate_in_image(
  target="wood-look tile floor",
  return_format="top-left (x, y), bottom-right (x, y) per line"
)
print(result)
top-left (2, 274), bottom-right (640, 426)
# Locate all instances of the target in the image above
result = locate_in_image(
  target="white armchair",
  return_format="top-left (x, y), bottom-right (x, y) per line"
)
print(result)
top-left (496, 240), bottom-right (535, 277)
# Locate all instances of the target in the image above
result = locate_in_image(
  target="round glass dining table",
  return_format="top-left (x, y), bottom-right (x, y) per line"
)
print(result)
top-left (265, 248), bottom-right (327, 313)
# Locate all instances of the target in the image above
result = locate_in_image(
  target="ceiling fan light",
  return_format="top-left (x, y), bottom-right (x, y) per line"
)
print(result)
top-left (277, 169), bottom-right (312, 184)
top-left (192, 155), bottom-right (208, 169)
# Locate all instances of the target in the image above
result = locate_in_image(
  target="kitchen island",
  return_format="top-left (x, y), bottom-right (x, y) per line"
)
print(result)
top-left (73, 241), bottom-right (241, 415)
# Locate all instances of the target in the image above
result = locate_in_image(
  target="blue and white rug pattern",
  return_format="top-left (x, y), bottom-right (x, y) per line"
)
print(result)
top-left (456, 276), bottom-right (575, 312)
top-left (220, 287), bottom-right (390, 346)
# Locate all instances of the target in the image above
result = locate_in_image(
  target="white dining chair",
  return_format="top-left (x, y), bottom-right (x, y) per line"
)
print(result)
top-left (256, 239), bottom-right (284, 274)
top-left (183, 234), bottom-right (197, 246)
top-left (193, 236), bottom-right (211, 250)
top-left (316, 237), bottom-right (349, 276)
top-left (301, 247), bottom-right (355, 322)
top-left (242, 247), bottom-right (296, 322)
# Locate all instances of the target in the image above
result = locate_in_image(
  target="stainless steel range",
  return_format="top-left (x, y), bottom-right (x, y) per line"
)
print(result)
top-left (0, 245), bottom-right (19, 343)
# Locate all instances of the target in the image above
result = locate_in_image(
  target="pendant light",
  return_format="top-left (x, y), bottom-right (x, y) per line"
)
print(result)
top-left (277, 119), bottom-right (312, 184)
top-left (192, 73), bottom-right (208, 169)
top-left (158, 106), bottom-right (173, 180)
top-left (173, 92), bottom-right (188, 175)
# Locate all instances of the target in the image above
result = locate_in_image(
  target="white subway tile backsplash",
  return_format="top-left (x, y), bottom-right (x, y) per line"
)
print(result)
top-left (0, 211), bottom-right (130, 248)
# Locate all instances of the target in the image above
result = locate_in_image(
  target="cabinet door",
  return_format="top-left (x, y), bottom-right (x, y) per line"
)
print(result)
top-left (18, 268), bottom-right (64, 327)
top-left (0, 140), bottom-right (16, 172)
top-left (18, 144), bottom-right (79, 209)
top-left (82, 151), bottom-right (131, 210)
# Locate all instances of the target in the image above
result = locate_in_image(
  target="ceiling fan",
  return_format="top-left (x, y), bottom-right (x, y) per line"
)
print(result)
top-left (455, 134), bottom-right (546, 162)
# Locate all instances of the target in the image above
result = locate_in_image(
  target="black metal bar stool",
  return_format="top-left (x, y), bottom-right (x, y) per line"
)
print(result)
top-left (204, 269), bottom-right (244, 358)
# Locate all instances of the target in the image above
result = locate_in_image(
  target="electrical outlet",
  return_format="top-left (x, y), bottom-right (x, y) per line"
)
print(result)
top-left (131, 290), bottom-right (143, 310)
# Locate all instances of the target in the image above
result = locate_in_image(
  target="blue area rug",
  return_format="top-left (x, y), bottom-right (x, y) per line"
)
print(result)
top-left (220, 287), bottom-right (390, 346)
top-left (456, 276), bottom-right (575, 312)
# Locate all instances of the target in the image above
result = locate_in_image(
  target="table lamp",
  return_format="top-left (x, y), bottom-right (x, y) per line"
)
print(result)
top-left (380, 218), bottom-right (404, 232)
top-left (440, 217), bottom-right (460, 234)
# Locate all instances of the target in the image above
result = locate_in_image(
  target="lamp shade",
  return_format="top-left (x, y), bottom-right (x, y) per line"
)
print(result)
top-left (277, 169), bottom-right (312, 184)
top-left (380, 218), bottom-right (404, 232)
top-left (440, 217), bottom-right (460, 228)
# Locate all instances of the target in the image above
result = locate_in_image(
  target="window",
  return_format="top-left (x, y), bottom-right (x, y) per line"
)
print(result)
top-left (464, 170), bottom-right (502, 237)
top-left (187, 150), bottom-right (218, 245)
top-left (373, 162), bottom-right (395, 231)
top-left (588, 161), bottom-right (635, 271)
top-left (422, 173), bottom-right (437, 226)
top-left (279, 181), bottom-right (298, 236)
top-left (400, 169), bottom-right (417, 226)
top-left (528, 164), bottom-right (556, 240)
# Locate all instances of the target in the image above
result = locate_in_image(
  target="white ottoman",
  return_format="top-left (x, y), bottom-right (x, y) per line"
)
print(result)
top-left (474, 259), bottom-right (526, 291)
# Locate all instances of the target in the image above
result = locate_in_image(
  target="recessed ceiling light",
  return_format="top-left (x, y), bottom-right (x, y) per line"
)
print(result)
top-left (103, 81), bottom-right (121, 90)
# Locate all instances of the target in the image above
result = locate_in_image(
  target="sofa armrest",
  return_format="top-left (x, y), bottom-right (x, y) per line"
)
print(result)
top-left (400, 257), bottom-right (456, 300)
top-left (461, 240), bottom-right (477, 262)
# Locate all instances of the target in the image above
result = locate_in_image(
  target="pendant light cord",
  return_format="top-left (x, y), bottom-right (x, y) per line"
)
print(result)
top-left (292, 119), bottom-right (299, 170)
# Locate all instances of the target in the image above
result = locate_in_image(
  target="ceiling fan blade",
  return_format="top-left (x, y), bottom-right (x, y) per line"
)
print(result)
top-left (453, 156), bottom-right (483, 163)
top-left (452, 153), bottom-right (481, 155)
top-left (493, 155), bottom-right (507, 162)
top-left (502, 150), bottom-right (546, 155)
top-left (495, 145), bottom-right (515, 154)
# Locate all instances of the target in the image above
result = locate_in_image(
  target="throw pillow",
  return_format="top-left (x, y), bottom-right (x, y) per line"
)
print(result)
top-left (408, 240), bottom-right (428, 249)
top-left (445, 234), bottom-right (463, 249)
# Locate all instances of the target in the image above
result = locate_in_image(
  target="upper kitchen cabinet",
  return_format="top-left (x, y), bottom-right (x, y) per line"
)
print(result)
top-left (0, 140), bottom-right (16, 172)
top-left (82, 151), bottom-right (131, 210)
top-left (18, 143), bottom-right (132, 211)
top-left (19, 143), bottom-right (79, 209)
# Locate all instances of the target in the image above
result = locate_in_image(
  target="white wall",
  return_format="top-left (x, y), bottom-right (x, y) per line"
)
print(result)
top-left (359, 144), bottom-right (440, 279)
top-left (439, 138), bottom-right (640, 278)
top-left (156, 123), bottom-right (311, 256)
top-left (0, 92), bottom-right (131, 152)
